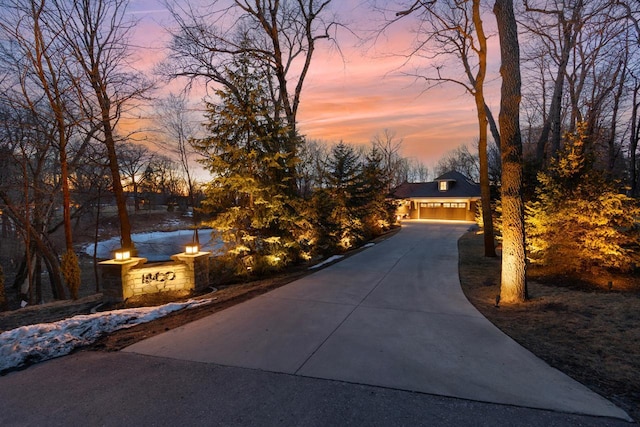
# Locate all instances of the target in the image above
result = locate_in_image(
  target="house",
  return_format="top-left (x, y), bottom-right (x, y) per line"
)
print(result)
top-left (391, 171), bottom-right (480, 221)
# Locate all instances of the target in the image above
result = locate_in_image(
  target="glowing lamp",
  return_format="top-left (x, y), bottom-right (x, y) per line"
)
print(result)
top-left (185, 243), bottom-right (199, 254)
top-left (114, 248), bottom-right (131, 261)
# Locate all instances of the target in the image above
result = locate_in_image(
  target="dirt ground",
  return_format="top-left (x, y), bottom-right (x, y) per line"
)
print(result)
top-left (1, 221), bottom-right (638, 422)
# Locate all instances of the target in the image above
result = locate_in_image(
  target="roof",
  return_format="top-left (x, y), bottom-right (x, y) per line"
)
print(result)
top-left (391, 171), bottom-right (481, 199)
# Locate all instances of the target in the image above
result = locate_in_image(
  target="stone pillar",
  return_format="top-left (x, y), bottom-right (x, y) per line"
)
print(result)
top-left (99, 258), bottom-right (147, 302)
top-left (171, 252), bottom-right (211, 292)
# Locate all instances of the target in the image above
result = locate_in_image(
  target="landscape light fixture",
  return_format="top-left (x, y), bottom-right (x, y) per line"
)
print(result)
top-left (114, 248), bottom-right (131, 261)
top-left (185, 243), bottom-right (199, 255)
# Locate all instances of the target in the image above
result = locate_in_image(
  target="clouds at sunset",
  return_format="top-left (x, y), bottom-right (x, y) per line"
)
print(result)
top-left (129, 0), bottom-right (500, 168)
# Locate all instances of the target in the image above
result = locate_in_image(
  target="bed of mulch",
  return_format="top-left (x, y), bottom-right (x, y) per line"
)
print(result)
top-left (458, 230), bottom-right (640, 423)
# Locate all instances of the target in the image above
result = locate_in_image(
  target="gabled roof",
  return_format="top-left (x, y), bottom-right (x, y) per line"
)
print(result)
top-left (391, 171), bottom-right (481, 199)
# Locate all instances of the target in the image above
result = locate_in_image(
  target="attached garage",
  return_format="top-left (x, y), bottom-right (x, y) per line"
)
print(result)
top-left (419, 202), bottom-right (471, 220)
top-left (392, 172), bottom-right (481, 222)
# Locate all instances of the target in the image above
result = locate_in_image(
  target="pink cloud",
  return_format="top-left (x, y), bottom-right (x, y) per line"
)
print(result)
top-left (128, 1), bottom-right (501, 167)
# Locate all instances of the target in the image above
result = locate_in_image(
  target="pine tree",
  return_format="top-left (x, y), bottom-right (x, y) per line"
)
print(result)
top-left (356, 147), bottom-right (395, 239)
top-left (311, 143), bottom-right (395, 253)
top-left (194, 55), bottom-right (308, 274)
top-left (320, 142), bottom-right (363, 251)
top-left (526, 123), bottom-right (640, 273)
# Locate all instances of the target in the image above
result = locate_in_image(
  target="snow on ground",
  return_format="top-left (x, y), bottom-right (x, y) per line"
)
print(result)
top-left (0, 299), bottom-right (213, 374)
top-left (2, 241), bottom-right (375, 373)
top-left (307, 243), bottom-right (375, 270)
top-left (308, 255), bottom-right (344, 269)
top-left (84, 228), bottom-right (220, 261)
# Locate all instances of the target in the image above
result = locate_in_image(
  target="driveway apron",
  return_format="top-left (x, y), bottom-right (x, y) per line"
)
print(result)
top-left (125, 221), bottom-right (630, 421)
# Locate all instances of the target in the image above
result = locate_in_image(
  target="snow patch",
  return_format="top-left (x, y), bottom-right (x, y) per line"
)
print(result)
top-left (308, 243), bottom-right (375, 270)
top-left (84, 228), bottom-right (221, 261)
top-left (309, 255), bottom-right (344, 270)
top-left (0, 299), bottom-right (213, 373)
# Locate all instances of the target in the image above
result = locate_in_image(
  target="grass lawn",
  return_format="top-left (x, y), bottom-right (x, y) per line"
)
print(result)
top-left (458, 230), bottom-right (640, 422)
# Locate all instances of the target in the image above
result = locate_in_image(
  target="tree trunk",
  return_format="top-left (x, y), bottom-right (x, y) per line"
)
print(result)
top-left (472, 0), bottom-right (497, 258)
top-left (494, 0), bottom-right (527, 304)
top-left (534, 1), bottom-right (583, 163)
top-left (94, 187), bottom-right (102, 292)
top-left (0, 264), bottom-right (6, 311)
top-left (631, 81), bottom-right (640, 197)
top-left (485, 103), bottom-right (501, 148)
top-left (102, 113), bottom-right (133, 250)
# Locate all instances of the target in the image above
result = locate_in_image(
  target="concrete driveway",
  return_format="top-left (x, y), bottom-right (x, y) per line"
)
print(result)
top-left (124, 221), bottom-right (630, 421)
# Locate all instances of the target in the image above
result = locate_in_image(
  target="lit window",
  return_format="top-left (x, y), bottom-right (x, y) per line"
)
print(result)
top-left (439, 181), bottom-right (447, 191)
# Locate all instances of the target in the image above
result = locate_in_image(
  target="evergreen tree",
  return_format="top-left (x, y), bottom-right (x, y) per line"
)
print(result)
top-left (194, 55), bottom-right (309, 273)
top-left (357, 148), bottom-right (396, 239)
top-left (526, 123), bottom-right (640, 273)
top-left (321, 142), bottom-right (363, 251)
top-left (311, 143), bottom-right (395, 253)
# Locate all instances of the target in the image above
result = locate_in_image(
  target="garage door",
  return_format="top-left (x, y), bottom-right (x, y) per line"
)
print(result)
top-left (419, 202), bottom-right (467, 220)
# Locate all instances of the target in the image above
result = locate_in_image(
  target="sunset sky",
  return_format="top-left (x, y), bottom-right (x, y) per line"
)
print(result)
top-left (129, 0), bottom-right (503, 169)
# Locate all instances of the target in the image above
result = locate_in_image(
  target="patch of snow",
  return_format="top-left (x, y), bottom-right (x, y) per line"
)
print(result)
top-left (308, 243), bottom-right (376, 270)
top-left (309, 255), bottom-right (344, 270)
top-left (0, 299), bottom-right (213, 373)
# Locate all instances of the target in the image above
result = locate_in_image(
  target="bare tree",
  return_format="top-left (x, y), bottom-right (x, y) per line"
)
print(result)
top-left (162, 0), bottom-right (342, 193)
top-left (521, 0), bottom-right (635, 167)
top-left (117, 142), bottom-right (154, 212)
top-left (390, 0), bottom-right (497, 257)
top-left (371, 129), bottom-right (406, 190)
top-left (404, 158), bottom-right (430, 183)
top-left (153, 92), bottom-right (201, 236)
top-left (521, 0), bottom-right (584, 162)
top-left (0, 0), bottom-right (84, 298)
top-left (495, 0), bottom-right (527, 304)
top-left (54, 0), bottom-right (153, 251)
top-left (435, 143), bottom-right (480, 182)
top-left (0, 100), bottom-right (67, 301)
top-left (630, 72), bottom-right (640, 197)
top-left (297, 139), bottom-right (331, 198)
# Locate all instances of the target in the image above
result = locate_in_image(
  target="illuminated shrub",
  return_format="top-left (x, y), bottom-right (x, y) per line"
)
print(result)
top-left (526, 124), bottom-right (640, 273)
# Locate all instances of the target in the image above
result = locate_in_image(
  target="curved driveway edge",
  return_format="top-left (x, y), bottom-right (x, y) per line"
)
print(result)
top-left (125, 221), bottom-right (631, 422)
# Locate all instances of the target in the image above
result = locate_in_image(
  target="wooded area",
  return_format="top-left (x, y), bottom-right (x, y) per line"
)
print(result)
top-left (1, 0), bottom-right (639, 310)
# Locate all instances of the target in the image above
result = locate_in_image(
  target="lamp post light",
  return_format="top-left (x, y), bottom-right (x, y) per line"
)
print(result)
top-left (185, 243), bottom-right (199, 255)
top-left (113, 248), bottom-right (131, 261)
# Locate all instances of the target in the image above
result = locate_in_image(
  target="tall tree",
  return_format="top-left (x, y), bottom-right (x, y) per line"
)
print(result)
top-left (521, 0), bottom-right (636, 168)
top-left (194, 56), bottom-right (309, 270)
top-left (631, 72), bottom-right (640, 197)
top-left (55, 0), bottom-right (152, 251)
top-left (389, 0), bottom-right (497, 257)
top-left (117, 143), bottom-right (153, 212)
top-left (522, 0), bottom-right (584, 163)
top-left (371, 129), bottom-right (404, 191)
top-left (0, 0), bottom-right (81, 298)
top-left (164, 0), bottom-right (341, 194)
top-left (494, 0), bottom-right (527, 303)
top-left (154, 93), bottom-right (200, 216)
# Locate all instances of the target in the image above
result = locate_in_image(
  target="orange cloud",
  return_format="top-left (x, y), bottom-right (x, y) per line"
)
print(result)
top-left (128, 1), bottom-right (500, 168)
